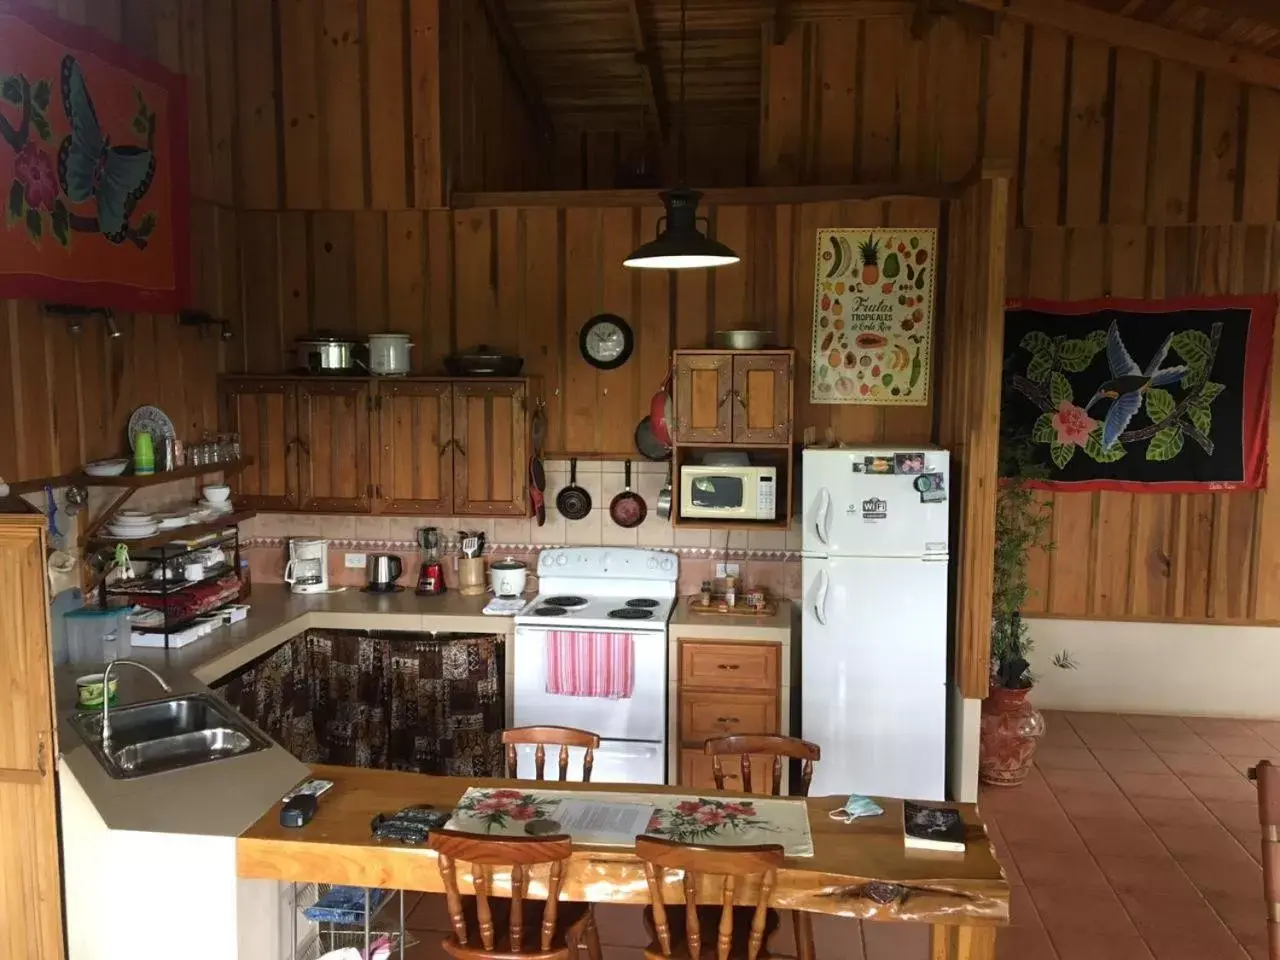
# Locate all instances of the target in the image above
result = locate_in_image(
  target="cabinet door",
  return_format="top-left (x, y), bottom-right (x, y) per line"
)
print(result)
top-left (452, 381), bottom-right (527, 516)
top-left (674, 354), bottom-right (732, 443)
top-left (297, 380), bottom-right (373, 513)
top-left (219, 378), bottom-right (298, 510)
top-left (0, 518), bottom-right (64, 960)
top-left (375, 381), bottom-right (453, 515)
top-left (732, 354), bottom-right (792, 443)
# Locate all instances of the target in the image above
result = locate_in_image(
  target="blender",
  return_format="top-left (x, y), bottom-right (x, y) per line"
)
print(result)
top-left (415, 527), bottom-right (445, 596)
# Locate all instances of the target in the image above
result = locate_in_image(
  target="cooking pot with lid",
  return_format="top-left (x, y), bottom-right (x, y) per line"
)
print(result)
top-left (488, 558), bottom-right (528, 597)
top-left (294, 334), bottom-right (363, 374)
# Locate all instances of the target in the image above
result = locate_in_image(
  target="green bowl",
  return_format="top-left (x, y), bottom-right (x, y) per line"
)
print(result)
top-left (76, 673), bottom-right (119, 708)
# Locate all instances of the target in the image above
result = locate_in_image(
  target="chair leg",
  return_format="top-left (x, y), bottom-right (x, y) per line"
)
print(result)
top-left (793, 910), bottom-right (815, 960)
top-left (583, 908), bottom-right (603, 960)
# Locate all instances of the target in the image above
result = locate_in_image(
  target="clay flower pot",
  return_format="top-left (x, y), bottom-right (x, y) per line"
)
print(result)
top-left (978, 685), bottom-right (1046, 787)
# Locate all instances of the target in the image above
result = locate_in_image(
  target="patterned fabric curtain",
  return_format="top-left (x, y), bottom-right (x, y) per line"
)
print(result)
top-left (215, 630), bottom-right (504, 777)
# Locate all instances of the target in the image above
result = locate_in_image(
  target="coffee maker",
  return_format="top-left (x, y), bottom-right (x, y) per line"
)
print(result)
top-left (415, 527), bottom-right (445, 595)
top-left (285, 538), bottom-right (329, 594)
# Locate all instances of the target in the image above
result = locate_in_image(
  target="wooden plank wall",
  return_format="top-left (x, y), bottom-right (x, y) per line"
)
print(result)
top-left (549, 125), bottom-right (759, 190)
top-left (762, 13), bottom-right (1280, 626)
top-left (0, 0), bottom-right (233, 483)
top-left (225, 194), bottom-right (942, 458)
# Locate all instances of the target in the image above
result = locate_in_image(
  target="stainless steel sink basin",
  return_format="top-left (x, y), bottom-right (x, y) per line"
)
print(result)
top-left (70, 694), bottom-right (272, 779)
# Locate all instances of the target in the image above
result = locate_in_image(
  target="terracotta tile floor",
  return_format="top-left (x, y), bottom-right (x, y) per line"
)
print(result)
top-left (400, 712), bottom-right (1277, 959)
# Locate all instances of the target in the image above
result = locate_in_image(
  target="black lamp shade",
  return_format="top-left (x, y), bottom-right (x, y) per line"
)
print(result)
top-left (624, 187), bottom-right (740, 270)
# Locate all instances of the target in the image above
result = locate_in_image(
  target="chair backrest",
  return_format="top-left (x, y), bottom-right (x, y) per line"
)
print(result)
top-left (1248, 760), bottom-right (1280, 960)
top-left (428, 828), bottom-right (573, 955)
top-left (635, 835), bottom-right (784, 960)
top-left (704, 735), bottom-right (822, 796)
top-left (502, 725), bottom-right (601, 782)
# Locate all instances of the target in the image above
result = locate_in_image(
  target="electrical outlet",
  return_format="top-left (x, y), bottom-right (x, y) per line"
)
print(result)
top-left (344, 553), bottom-right (367, 569)
top-left (715, 562), bottom-right (740, 578)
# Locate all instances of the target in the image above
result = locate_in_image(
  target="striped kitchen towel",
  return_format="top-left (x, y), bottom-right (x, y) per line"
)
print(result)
top-left (545, 631), bottom-right (636, 699)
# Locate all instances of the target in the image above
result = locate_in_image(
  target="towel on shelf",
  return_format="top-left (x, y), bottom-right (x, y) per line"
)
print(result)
top-left (545, 631), bottom-right (635, 699)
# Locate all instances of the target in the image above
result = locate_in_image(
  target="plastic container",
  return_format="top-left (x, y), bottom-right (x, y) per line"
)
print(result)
top-left (63, 607), bottom-right (132, 665)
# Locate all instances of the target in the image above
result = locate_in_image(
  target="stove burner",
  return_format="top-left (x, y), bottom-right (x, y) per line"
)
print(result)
top-left (625, 598), bottom-right (660, 608)
top-left (608, 608), bottom-right (654, 620)
top-left (533, 605), bottom-right (568, 616)
top-left (542, 595), bottom-right (588, 608)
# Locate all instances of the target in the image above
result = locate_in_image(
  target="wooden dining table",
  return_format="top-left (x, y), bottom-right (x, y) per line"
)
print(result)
top-left (238, 765), bottom-right (1009, 960)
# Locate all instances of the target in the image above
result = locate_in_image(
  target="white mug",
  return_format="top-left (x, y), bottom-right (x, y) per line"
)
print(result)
top-left (184, 562), bottom-right (205, 582)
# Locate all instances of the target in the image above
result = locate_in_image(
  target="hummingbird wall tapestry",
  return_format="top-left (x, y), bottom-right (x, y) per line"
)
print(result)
top-left (1001, 296), bottom-right (1276, 493)
top-left (0, 2), bottom-right (189, 311)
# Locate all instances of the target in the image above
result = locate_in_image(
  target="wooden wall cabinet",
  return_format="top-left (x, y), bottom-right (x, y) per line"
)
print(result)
top-left (222, 376), bottom-right (530, 517)
top-left (673, 350), bottom-right (793, 445)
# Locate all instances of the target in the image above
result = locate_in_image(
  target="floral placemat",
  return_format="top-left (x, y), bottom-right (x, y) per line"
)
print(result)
top-left (445, 787), bottom-right (814, 857)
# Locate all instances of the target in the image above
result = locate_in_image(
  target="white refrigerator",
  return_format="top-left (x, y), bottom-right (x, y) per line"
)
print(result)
top-left (801, 447), bottom-right (950, 801)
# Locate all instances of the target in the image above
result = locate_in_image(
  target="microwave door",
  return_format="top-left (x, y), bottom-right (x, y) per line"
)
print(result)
top-left (690, 474), bottom-right (744, 512)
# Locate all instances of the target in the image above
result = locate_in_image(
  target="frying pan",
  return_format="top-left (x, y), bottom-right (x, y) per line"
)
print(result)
top-left (634, 416), bottom-right (671, 461)
top-left (656, 464), bottom-right (673, 521)
top-left (530, 457), bottom-right (546, 526)
top-left (609, 460), bottom-right (647, 528)
top-left (649, 375), bottom-right (673, 447)
top-left (556, 458), bottom-right (593, 521)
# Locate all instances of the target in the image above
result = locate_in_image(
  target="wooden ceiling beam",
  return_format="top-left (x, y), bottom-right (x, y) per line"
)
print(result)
top-left (962, 0), bottom-right (1280, 91)
top-left (478, 0), bottom-right (555, 141)
top-left (1188, 0), bottom-right (1280, 31)
top-left (625, 0), bottom-right (670, 142)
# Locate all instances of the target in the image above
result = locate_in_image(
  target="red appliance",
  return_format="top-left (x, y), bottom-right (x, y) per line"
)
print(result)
top-left (415, 527), bottom-right (446, 596)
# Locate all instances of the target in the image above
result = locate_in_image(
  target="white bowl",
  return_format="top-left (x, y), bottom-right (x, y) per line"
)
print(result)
top-left (201, 485), bottom-right (231, 503)
top-left (84, 458), bottom-right (129, 477)
top-left (108, 522), bottom-right (159, 538)
top-left (110, 515), bottom-right (155, 526)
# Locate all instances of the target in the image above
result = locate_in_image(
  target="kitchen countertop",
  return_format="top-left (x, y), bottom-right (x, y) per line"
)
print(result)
top-left (668, 596), bottom-right (794, 643)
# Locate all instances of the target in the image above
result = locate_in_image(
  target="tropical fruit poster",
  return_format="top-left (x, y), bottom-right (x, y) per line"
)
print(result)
top-left (810, 227), bottom-right (936, 406)
top-left (0, 2), bottom-right (189, 311)
top-left (1001, 295), bottom-right (1276, 492)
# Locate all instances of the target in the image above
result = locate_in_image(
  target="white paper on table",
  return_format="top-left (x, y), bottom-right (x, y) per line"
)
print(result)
top-left (548, 799), bottom-right (655, 845)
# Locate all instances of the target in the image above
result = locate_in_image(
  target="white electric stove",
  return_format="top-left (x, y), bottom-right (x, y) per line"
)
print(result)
top-left (512, 547), bottom-right (678, 784)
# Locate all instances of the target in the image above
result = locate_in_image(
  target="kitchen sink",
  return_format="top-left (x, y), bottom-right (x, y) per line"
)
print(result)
top-left (70, 694), bottom-right (273, 779)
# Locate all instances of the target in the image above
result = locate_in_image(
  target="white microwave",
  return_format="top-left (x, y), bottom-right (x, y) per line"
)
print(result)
top-left (680, 465), bottom-right (777, 521)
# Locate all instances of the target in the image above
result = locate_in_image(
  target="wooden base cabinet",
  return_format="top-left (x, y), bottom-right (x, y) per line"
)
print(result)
top-left (0, 517), bottom-right (64, 960)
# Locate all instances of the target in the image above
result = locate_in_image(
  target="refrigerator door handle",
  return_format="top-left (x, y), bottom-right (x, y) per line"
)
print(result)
top-left (814, 488), bottom-right (831, 544)
top-left (812, 568), bottom-right (829, 625)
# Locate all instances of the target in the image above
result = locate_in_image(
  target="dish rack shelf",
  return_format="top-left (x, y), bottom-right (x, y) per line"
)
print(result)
top-left (288, 882), bottom-right (416, 960)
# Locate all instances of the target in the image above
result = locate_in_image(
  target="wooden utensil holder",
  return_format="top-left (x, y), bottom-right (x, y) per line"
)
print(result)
top-left (458, 557), bottom-right (486, 596)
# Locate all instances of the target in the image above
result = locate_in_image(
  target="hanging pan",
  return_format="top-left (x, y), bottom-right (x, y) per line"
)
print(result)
top-left (609, 460), bottom-right (647, 528)
top-left (634, 415), bottom-right (671, 461)
top-left (556, 458), bottom-right (593, 521)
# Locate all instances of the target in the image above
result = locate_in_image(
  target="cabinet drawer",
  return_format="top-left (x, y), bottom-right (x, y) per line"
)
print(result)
top-left (680, 642), bottom-right (779, 691)
top-left (680, 692), bottom-right (779, 742)
top-left (680, 750), bottom-right (774, 796)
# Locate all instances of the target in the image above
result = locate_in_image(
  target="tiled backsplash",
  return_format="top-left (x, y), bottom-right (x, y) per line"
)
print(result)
top-left (240, 459), bottom-right (803, 598)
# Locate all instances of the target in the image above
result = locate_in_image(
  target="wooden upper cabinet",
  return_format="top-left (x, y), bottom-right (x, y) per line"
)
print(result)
top-left (674, 353), bottom-right (732, 443)
top-left (296, 380), bottom-right (372, 513)
top-left (452, 381), bottom-right (527, 516)
top-left (0, 517), bottom-right (65, 960)
top-left (732, 353), bottom-right (793, 443)
top-left (376, 381), bottom-right (453, 515)
top-left (219, 378), bottom-right (298, 510)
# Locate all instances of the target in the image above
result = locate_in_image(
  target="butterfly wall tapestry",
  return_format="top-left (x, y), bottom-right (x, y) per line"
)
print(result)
top-left (1001, 296), bottom-right (1276, 493)
top-left (0, 2), bottom-right (188, 310)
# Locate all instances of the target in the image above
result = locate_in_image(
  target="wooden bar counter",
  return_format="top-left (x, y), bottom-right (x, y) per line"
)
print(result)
top-left (238, 766), bottom-right (1009, 958)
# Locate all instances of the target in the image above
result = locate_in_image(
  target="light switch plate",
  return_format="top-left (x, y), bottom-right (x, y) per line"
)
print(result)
top-left (715, 562), bottom-right (740, 578)
top-left (344, 553), bottom-right (367, 569)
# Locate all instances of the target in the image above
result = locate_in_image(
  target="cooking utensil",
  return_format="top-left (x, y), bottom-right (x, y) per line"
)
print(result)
top-left (444, 345), bottom-right (524, 377)
top-left (656, 464), bottom-right (672, 520)
top-left (293, 334), bottom-right (363, 374)
top-left (634, 415), bottom-right (671, 461)
top-left (530, 457), bottom-right (546, 526)
top-left (556, 459), bottom-right (592, 521)
top-left (488, 558), bottom-right (528, 597)
top-left (713, 329), bottom-right (773, 350)
top-left (609, 460), bottom-right (647, 528)
top-left (649, 376), bottom-right (673, 447)
top-left (460, 531), bottom-right (485, 559)
top-left (366, 332), bottom-right (413, 375)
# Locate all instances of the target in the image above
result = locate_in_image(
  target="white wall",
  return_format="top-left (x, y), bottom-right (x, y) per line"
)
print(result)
top-left (1026, 617), bottom-right (1280, 720)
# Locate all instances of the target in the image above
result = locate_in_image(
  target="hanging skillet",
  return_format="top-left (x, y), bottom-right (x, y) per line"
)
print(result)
top-left (556, 458), bottom-right (592, 521)
top-left (609, 460), bottom-right (647, 528)
top-left (634, 415), bottom-right (671, 462)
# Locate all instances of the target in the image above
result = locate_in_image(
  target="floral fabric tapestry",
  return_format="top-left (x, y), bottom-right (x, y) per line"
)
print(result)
top-left (0, 2), bottom-right (188, 310)
top-left (1002, 296), bottom-right (1276, 492)
top-left (811, 227), bottom-right (936, 406)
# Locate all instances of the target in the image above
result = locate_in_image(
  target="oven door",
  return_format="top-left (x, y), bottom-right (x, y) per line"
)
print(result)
top-left (512, 626), bottom-right (667, 742)
top-left (509, 739), bottom-right (665, 786)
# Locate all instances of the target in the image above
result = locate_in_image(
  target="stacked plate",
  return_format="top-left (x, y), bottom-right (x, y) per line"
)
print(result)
top-left (107, 511), bottom-right (159, 539)
top-left (198, 499), bottom-right (234, 515)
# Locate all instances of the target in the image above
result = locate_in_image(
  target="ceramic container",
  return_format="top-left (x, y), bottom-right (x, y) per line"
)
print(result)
top-left (978, 686), bottom-right (1046, 786)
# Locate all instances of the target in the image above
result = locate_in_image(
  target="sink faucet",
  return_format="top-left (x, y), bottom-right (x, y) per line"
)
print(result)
top-left (101, 660), bottom-right (172, 745)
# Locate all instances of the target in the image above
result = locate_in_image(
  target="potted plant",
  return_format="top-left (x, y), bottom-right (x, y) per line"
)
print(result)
top-left (979, 437), bottom-right (1075, 786)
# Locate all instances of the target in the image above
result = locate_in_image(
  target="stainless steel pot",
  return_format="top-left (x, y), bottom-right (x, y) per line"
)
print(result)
top-left (367, 333), bottom-right (413, 376)
top-left (294, 335), bottom-right (360, 374)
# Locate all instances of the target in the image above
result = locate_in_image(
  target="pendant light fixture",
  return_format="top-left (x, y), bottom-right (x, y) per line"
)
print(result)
top-left (624, 0), bottom-right (739, 270)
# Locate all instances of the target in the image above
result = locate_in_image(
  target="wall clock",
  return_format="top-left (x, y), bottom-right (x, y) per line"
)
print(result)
top-left (580, 314), bottom-right (634, 370)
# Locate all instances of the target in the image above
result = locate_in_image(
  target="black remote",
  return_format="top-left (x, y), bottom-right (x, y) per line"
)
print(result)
top-left (281, 793), bottom-right (317, 828)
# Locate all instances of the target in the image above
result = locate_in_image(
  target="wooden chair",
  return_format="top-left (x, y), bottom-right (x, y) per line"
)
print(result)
top-left (636, 835), bottom-right (785, 960)
top-left (502, 725), bottom-right (601, 782)
top-left (427, 828), bottom-right (601, 960)
top-left (704, 735), bottom-right (822, 960)
top-left (704, 735), bottom-right (822, 797)
top-left (1248, 760), bottom-right (1279, 960)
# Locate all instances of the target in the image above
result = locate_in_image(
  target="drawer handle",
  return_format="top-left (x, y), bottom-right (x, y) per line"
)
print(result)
top-left (717, 664), bottom-right (740, 671)
top-left (716, 717), bottom-right (741, 724)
